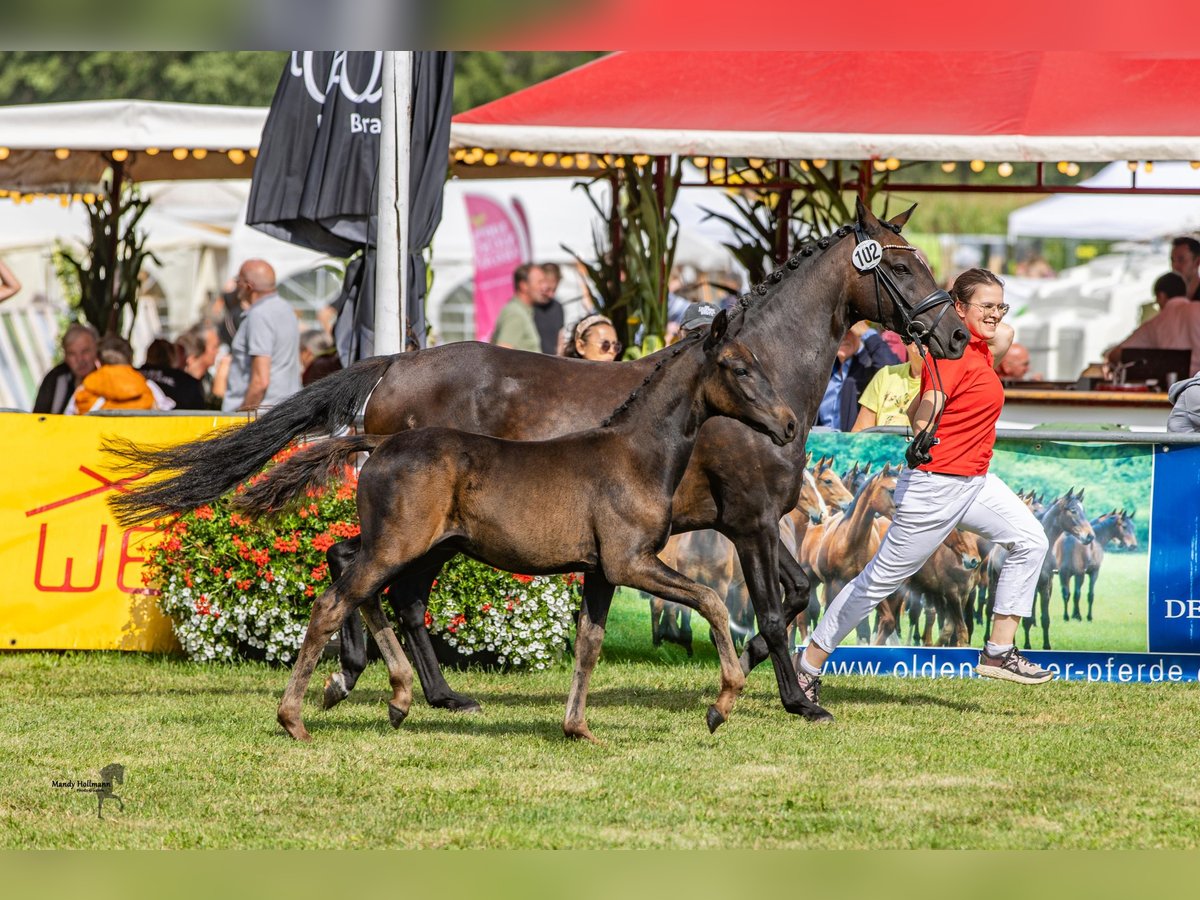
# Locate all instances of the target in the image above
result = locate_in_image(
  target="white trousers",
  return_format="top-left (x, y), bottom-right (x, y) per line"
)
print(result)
top-left (810, 469), bottom-right (1049, 654)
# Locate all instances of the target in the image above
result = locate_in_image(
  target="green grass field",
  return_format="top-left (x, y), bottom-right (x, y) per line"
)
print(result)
top-left (4, 586), bottom-right (1199, 849)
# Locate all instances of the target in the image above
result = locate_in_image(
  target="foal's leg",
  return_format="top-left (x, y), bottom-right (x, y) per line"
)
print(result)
top-left (358, 595), bottom-right (416, 727)
top-left (618, 556), bottom-right (746, 733)
top-left (563, 573), bottom-right (616, 742)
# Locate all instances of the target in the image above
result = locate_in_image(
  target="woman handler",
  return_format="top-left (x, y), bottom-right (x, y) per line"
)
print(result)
top-left (796, 268), bottom-right (1052, 703)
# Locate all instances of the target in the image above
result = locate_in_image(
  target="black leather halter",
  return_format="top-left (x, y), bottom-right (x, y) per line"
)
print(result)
top-left (852, 222), bottom-right (955, 348)
top-left (851, 222), bottom-right (955, 459)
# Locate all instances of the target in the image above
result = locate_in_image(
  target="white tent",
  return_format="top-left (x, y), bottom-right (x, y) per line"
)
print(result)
top-left (1008, 161), bottom-right (1200, 241)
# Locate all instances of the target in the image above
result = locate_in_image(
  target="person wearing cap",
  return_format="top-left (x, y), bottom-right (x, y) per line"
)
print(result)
top-left (562, 314), bottom-right (623, 361)
top-left (676, 302), bottom-right (719, 338)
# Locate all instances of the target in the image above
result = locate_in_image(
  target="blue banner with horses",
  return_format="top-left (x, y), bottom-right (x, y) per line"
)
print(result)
top-left (775, 431), bottom-right (1200, 682)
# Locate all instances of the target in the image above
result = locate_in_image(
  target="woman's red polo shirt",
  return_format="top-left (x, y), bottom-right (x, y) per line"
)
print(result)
top-left (917, 337), bottom-right (1004, 476)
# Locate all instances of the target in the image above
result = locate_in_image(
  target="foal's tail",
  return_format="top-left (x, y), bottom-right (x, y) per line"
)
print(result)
top-left (105, 355), bottom-right (393, 525)
top-left (232, 435), bottom-right (388, 518)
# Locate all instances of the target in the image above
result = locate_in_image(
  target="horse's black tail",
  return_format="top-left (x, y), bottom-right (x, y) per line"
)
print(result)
top-left (232, 435), bottom-right (387, 518)
top-left (105, 355), bottom-right (394, 525)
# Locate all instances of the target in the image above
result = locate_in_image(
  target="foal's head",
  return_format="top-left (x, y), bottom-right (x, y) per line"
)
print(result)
top-left (701, 309), bottom-right (798, 447)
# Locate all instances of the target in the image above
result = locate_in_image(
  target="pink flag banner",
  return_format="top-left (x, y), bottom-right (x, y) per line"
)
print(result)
top-left (465, 194), bottom-right (529, 341)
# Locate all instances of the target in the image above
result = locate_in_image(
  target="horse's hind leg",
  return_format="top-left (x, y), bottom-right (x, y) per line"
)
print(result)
top-left (563, 573), bottom-right (616, 742)
top-left (326, 538), bottom-right (366, 710)
top-left (279, 581), bottom-right (363, 741)
top-left (619, 556), bottom-right (747, 733)
top-left (1071, 574), bottom-right (1083, 621)
top-left (359, 595), bottom-right (415, 727)
top-left (388, 569), bottom-right (482, 713)
top-left (1086, 570), bottom-right (1097, 622)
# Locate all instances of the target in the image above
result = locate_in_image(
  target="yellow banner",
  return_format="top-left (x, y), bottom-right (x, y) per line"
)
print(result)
top-left (0, 412), bottom-right (243, 651)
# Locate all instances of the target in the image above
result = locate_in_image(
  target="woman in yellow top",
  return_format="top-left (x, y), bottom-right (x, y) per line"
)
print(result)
top-left (851, 340), bottom-right (923, 431)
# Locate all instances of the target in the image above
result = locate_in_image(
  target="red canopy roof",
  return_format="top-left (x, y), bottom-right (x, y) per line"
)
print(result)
top-left (452, 51), bottom-right (1200, 164)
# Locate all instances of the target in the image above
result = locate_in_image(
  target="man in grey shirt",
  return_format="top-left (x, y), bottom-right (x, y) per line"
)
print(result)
top-left (1168, 372), bottom-right (1200, 432)
top-left (222, 259), bottom-right (302, 412)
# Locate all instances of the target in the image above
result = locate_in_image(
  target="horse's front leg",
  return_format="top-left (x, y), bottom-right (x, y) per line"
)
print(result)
top-left (617, 557), bottom-right (746, 733)
top-left (1086, 570), bottom-right (1097, 622)
top-left (734, 529), bottom-right (831, 722)
top-left (777, 545), bottom-right (813, 644)
top-left (563, 572), bottom-right (616, 742)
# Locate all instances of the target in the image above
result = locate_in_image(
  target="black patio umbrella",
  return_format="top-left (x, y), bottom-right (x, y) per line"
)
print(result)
top-left (246, 50), bottom-right (454, 360)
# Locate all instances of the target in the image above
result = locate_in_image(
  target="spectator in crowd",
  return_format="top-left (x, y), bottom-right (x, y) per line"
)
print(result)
top-left (140, 337), bottom-right (207, 410)
top-left (1106, 272), bottom-right (1200, 378)
top-left (68, 334), bottom-right (173, 414)
top-left (1171, 236), bottom-right (1200, 300)
top-left (1167, 372), bottom-right (1200, 432)
top-left (676, 301), bottom-right (717, 340)
top-left (490, 263), bottom-right (545, 353)
top-left (1015, 251), bottom-right (1056, 279)
top-left (300, 328), bottom-right (344, 385)
top-left (851, 339), bottom-right (924, 431)
top-left (814, 320), bottom-right (902, 431)
top-left (32, 322), bottom-right (99, 414)
top-left (995, 341), bottom-right (1038, 381)
top-left (562, 314), bottom-right (622, 361)
top-left (532, 262), bottom-right (565, 355)
top-left (175, 322), bottom-right (221, 407)
top-left (222, 259), bottom-right (301, 412)
top-left (0, 255), bottom-right (21, 304)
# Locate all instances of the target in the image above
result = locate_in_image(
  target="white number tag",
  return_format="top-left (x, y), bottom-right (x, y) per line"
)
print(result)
top-left (852, 239), bottom-right (883, 272)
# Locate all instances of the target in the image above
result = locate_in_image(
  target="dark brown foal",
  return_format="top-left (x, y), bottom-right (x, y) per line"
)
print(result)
top-left (236, 311), bottom-right (798, 741)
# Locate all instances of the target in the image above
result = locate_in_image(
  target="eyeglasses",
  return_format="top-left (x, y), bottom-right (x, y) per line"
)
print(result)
top-left (593, 339), bottom-right (622, 354)
top-left (963, 302), bottom-right (1009, 318)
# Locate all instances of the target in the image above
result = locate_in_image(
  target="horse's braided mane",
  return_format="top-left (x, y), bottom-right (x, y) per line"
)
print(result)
top-left (598, 219), bottom-right (898, 428)
top-left (600, 332), bottom-right (701, 428)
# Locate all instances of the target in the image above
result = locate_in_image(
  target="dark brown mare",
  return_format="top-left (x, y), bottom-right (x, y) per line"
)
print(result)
top-left (107, 201), bottom-right (968, 727)
top-left (234, 312), bottom-right (797, 740)
top-left (1055, 509), bottom-right (1137, 622)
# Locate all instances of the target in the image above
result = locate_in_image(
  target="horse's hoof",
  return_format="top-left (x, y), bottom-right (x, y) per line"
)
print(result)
top-left (738, 652), bottom-right (752, 676)
top-left (685, 644), bottom-right (694, 658)
top-left (388, 703), bottom-right (409, 729)
top-left (706, 705), bottom-right (726, 734)
top-left (278, 712), bottom-right (311, 742)
top-left (322, 672), bottom-right (349, 710)
top-left (433, 694), bottom-right (483, 714)
top-left (563, 725), bottom-right (599, 744)
top-left (801, 704), bottom-right (835, 724)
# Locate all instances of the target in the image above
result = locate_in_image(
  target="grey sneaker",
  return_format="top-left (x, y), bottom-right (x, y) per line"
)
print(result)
top-left (796, 669), bottom-right (822, 705)
top-left (975, 646), bottom-right (1053, 684)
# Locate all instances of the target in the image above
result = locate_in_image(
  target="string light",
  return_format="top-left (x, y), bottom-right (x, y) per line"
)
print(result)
top-left (0, 147), bottom-right (8, 160)
top-left (576, 153), bottom-right (590, 168)
top-left (941, 162), bottom-right (957, 173)
top-left (1127, 160), bottom-right (1138, 171)
top-left (172, 148), bottom-right (188, 160)
top-left (885, 157), bottom-right (900, 171)
top-left (54, 148), bottom-right (70, 160)
top-left (812, 159), bottom-right (827, 169)
top-left (453, 148), bottom-right (466, 161)
top-left (873, 160), bottom-right (887, 172)
top-left (542, 152), bottom-right (558, 166)
top-left (969, 160), bottom-right (986, 173)
top-left (1056, 161), bottom-right (1070, 174)
top-left (192, 148), bottom-right (208, 159)
top-left (508, 151), bottom-right (525, 163)
top-left (748, 158), bottom-right (764, 168)
top-left (523, 155), bottom-right (538, 168)
top-left (1191, 161), bottom-right (1200, 170)
top-left (1066, 163), bottom-right (1080, 177)
top-left (1144, 161), bottom-right (1154, 173)
top-left (710, 158), bottom-right (726, 171)
top-left (997, 162), bottom-right (1014, 177)
top-left (692, 156), bottom-right (708, 167)
top-left (560, 155), bottom-right (576, 169)
top-left (482, 151), bottom-right (499, 166)
top-left (248, 148), bottom-right (258, 158)
top-left (227, 149), bottom-right (246, 165)
top-left (111, 149), bottom-right (129, 162)
top-left (145, 147), bottom-right (160, 156)
top-left (797, 160), bottom-right (810, 171)
top-left (83, 192), bottom-right (95, 204)
top-left (632, 154), bottom-right (651, 166)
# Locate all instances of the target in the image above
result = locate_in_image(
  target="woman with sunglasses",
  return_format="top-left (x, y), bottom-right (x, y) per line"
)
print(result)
top-left (794, 268), bottom-right (1054, 706)
top-left (562, 314), bottom-right (623, 361)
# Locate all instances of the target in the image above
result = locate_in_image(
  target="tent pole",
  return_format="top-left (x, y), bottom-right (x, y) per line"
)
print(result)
top-left (105, 158), bottom-right (125, 337)
top-left (608, 169), bottom-right (622, 330)
top-left (376, 50), bottom-right (412, 356)
top-left (773, 158), bottom-right (790, 265)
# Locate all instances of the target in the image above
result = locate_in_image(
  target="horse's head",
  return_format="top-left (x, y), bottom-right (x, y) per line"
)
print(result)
top-left (845, 199), bottom-right (969, 360)
top-left (797, 467), bottom-right (829, 523)
top-left (944, 528), bottom-right (982, 570)
top-left (1115, 508), bottom-right (1139, 549)
top-left (703, 309), bottom-right (798, 447)
top-left (1046, 487), bottom-right (1094, 545)
top-left (861, 462), bottom-right (900, 517)
top-left (100, 763), bottom-right (125, 786)
top-left (812, 455), bottom-right (854, 511)
top-left (841, 460), bottom-right (873, 496)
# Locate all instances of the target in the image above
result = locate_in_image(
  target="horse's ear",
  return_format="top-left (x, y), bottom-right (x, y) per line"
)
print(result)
top-left (863, 461), bottom-right (873, 474)
top-left (855, 196), bottom-right (879, 227)
top-left (805, 451), bottom-right (812, 467)
top-left (882, 462), bottom-right (892, 475)
top-left (704, 309), bottom-right (729, 350)
top-left (1129, 509), bottom-right (1136, 519)
top-left (1077, 487), bottom-right (1085, 500)
top-left (887, 203), bottom-right (918, 232)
